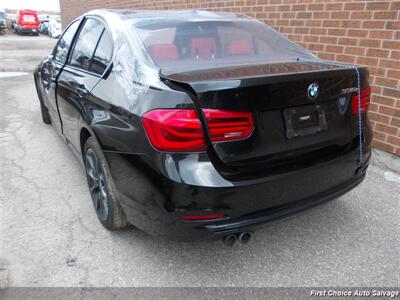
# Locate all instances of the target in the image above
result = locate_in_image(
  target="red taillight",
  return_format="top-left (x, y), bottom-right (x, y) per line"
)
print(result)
top-left (352, 86), bottom-right (371, 115)
top-left (182, 213), bottom-right (226, 221)
top-left (203, 109), bottom-right (254, 142)
top-left (142, 109), bottom-right (254, 152)
top-left (142, 109), bottom-right (205, 152)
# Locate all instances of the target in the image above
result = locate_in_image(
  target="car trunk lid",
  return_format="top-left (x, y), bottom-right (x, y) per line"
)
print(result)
top-left (161, 61), bottom-right (368, 175)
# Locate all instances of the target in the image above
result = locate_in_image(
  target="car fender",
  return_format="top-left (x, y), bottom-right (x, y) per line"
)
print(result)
top-left (77, 116), bottom-right (102, 156)
top-left (33, 67), bottom-right (49, 109)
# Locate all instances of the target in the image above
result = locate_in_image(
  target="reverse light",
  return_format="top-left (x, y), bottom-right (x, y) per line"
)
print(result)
top-left (352, 86), bottom-right (371, 115)
top-left (181, 213), bottom-right (226, 221)
top-left (142, 109), bottom-right (254, 152)
top-left (203, 109), bottom-right (254, 142)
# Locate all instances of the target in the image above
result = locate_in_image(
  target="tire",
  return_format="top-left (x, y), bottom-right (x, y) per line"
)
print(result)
top-left (84, 137), bottom-right (129, 230)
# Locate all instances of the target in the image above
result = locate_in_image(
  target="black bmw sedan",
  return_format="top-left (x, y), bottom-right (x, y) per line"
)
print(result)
top-left (34, 9), bottom-right (372, 243)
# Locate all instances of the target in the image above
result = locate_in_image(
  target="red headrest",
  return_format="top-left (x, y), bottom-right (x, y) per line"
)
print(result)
top-left (189, 37), bottom-right (216, 58)
top-left (148, 44), bottom-right (179, 61)
top-left (226, 40), bottom-right (253, 55)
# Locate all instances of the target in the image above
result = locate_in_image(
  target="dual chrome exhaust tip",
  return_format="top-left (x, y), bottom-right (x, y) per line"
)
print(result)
top-left (222, 232), bottom-right (252, 246)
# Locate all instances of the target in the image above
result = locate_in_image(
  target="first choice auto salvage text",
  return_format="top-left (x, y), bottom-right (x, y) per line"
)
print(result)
top-left (310, 289), bottom-right (399, 298)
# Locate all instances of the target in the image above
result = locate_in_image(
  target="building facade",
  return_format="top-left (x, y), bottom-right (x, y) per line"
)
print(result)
top-left (60, 0), bottom-right (400, 156)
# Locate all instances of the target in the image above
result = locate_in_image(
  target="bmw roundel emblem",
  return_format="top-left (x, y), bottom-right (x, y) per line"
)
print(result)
top-left (307, 82), bottom-right (319, 99)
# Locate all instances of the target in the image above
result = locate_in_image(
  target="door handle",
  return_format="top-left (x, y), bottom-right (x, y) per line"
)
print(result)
top-left (75, 87), bottom-right (88, 98)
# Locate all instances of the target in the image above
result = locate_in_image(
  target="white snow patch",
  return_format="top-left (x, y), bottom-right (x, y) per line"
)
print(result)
top-left (0, 72), bottom-right (29, 78)
top-left (384, 171), bottom-right (400, 183)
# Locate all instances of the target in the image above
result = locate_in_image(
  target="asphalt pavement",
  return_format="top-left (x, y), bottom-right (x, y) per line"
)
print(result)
top-left (0, 34), bottom-right (399, 288)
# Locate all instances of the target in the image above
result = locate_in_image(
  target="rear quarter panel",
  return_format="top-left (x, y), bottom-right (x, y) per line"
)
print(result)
top-left (85, 71), bottom-right (195, 155)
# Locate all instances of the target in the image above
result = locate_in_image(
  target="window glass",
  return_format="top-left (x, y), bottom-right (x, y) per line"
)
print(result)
top-left (69, 18), bottom-right (104, 71)
top-left (132, 19), bottom-right (313, 73)
top-left (90, 29), bottom-right (113, 75)
top-left (53, 20), bottom-right (80, 64)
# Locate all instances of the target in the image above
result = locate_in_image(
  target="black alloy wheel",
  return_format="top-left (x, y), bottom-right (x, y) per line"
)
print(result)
top-left (85, 148), bottom-right (109, 222)
top-left (84, 137), bottom-right (129, 229)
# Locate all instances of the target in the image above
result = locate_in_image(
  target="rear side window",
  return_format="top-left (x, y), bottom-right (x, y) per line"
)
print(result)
top-left (53, 20), bottom-right (80, 64)
top-left (90, 29), bottom-right (113, 75)
top-left (68, 18), bottom-right (112, 74)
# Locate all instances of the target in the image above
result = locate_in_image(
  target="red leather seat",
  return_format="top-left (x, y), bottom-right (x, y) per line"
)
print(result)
top-left (189, 37), bottom-right (216, 59)
top-left (148, 44), bottom-right (179, 61)
top-left (226, 39), bottom-right (253, 55)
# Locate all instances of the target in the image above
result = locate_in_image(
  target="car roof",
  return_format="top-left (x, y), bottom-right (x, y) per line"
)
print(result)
top-left (78, 9), bottom-right (267, 76)
top-left (18, 10), bottom-right (38, 14)
top-left (86, 9), bottom-right (253, 23)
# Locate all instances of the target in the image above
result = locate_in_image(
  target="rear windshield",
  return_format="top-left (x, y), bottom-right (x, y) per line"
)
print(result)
top-left (131, 19), bottom-right (314, 73)
top-left (0, 12), bottom-right (5, 20)
top-left (19, 12), bottom-right (38, 23)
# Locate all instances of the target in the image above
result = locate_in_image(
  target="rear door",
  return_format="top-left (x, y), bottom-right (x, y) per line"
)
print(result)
top-left (57, 17), bottom-right (113, 151)
top-left (40, 20), bottom-right (80, 134)
top-left (20, 11), bottom-right (38, 29)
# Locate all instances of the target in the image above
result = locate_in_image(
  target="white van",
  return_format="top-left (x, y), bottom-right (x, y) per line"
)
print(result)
top-left (48, 15), bottom-right (61, 38)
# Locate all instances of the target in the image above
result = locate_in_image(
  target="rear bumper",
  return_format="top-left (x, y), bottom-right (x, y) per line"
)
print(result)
top-left (50, 29), bottom-right (61, 37)
top-left (105, 148), bottom-right (370, 241)
top-left (203, 172), bottom-right (365, 236)
top-left (17, 27), bottom-right (38, 33)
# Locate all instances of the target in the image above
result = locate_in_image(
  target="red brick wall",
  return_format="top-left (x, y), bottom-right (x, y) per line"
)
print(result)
top-left (60, 0), bottom-right (400, 156)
